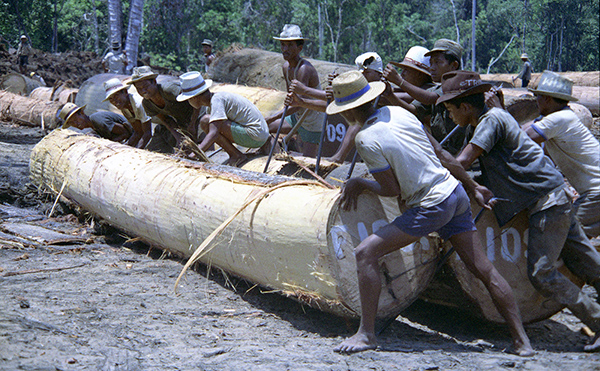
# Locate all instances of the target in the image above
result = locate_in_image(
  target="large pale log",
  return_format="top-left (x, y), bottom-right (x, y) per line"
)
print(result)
top-left (210, 48), bottom-right (354, 91)
top-left (0, 90), bottom-right (62, 128)
top-left (421, 201), bottom-right (583, 324)
top-left (482, 72), bottom-right (600, 87)
top-left (30, 129), bottom-right (439, 319)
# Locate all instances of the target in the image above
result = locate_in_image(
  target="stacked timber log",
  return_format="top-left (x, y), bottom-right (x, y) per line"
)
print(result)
top-left (0, 90), bottom-right (62, 128)
top-left (482, 71), bottom-right (600, 88)
top-left (29, 83), bottom-right (78, 105)
top-left (209, 48), bottom-right (354, 91)
top-left (0, 72), bottom-right (43, 95)
top-left (30, 129), bottom-right (440, 319)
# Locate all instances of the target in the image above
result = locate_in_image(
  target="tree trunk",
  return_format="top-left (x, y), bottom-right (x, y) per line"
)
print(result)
top-left (29, 129), bottom-right (440, 319)
top-left (125, 0), bottom-right (145, 73)
top-left (107, 0), bottom-right (123, 48)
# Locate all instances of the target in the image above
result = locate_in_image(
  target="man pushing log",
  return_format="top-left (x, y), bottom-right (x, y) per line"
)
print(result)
top-left (328, 71), bottom-right (533, 356)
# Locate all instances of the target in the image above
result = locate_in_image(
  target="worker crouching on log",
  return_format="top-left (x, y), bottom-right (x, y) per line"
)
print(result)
top-left (444, 71), bottom-right (600, 353)
top-left (176, 71), bottom-right (269, 167)
top-left (59, 102), bottom-right (133, 143)
top-left (103, 78), bottom-right (153, 149)
top-left (128, 66), bottom-right (197, 153)
top-left (328, 71), bottom-right (533, 356)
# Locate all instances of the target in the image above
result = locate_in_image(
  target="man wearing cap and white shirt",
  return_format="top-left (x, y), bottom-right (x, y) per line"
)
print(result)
top-left (524, 71), bottom-right (600, 239)
top-left (440, 71), bottom-right (600, 353)
top-left (329, 70), bottom-right (534, 356)
top-left (176, 71), bottom-right (269, 167)
top-left (383, 39), bottom-right (465, 155)
top-left (59, 103), bottom-right (132, 143)
top-left (103, 78), bottom-right (153, 149)
top-left (128, 66), bottom-right (197, 153)
top-left (201, 39), bottom-right (216, 73)
top-left (102, 42), bottom-right (128, 74)
top-left (265, 24), bottom-right (326, 157)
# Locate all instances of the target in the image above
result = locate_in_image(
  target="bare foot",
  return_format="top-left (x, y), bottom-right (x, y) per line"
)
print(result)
top-left (513, 343), bottom-right (535, 357)
top-left (226, 154), bottom-right (248, 167)
top-left (334, 332), bottom-right (377, 354)
top-left (583, 333), bottom-right (600, 352)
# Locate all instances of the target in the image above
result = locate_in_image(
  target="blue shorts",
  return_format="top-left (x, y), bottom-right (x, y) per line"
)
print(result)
top-left (392, 184), bottom-right (476, 240)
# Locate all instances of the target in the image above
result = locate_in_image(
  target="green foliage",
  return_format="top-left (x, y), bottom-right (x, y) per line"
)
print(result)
top-left (1, 0), bottom-right (598, 72)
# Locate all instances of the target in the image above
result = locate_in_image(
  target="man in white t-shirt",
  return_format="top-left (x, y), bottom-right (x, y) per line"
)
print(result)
top-left (176, 71), bottom-right (269, 166)
top-left (103, 78), bottom-right (152, 149)
top-left (327, 71), bottom-right (533, 356)
top-left (524, 71), bottom-right (600, 239)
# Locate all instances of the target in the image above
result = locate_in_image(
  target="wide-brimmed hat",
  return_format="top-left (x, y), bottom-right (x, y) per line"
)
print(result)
top-left (273, 24), bottom-right (306, 41)
top-left (127, 66), bottom-right (159, 85)
top-left (425, 39), bottom-right (464, 61)
top-left (326, 71), bottom-right (385, 115)
top-left (436, 71), bottom-right (492, 105)
top-left (528, 70), bottom-right (578, 101)
top-left (520, 53), bottom-right (529, 60)
top-left (102, 78), bottom-right (129, 102)
top-left (390, 46), bottom-right (431, 76)
top-left (355, 52), bottom-right (383, 74)
top-left (20, 35), bottom-right (27, 40)
top-left (201, 39), bottom-right (213, 47)
top-left (176, 71), bottom-right (213, 102)
top-left (59, 102), bottom-right (86, 128)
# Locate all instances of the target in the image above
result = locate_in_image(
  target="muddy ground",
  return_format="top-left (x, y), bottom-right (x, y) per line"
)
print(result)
top-left (1, 120), bottom-right (600, 371)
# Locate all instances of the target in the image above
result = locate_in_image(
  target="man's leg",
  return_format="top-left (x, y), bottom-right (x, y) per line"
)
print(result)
top-left (335, 224), bottom-right (419, 353)
top-left (528, 203), bottom-right (600, 351)
top-left (450, 231), bottom-right (534, 356)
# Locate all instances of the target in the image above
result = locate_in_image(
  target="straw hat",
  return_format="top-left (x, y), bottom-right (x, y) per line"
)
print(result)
top-left (326, 71), bottom-right (385, 115)
top-left (127, 66), bottom-right (159, 84)
top-left (436, 71), bottom-right (492, 105)
top-left (102, 78), bottom-right (129, 102)
top-left (201, 39), bottom-right (213, 47)
top-left (528, 70), bottom-right (578, 101)
top-left (273, 24), bottom-right (306, 41)
top-left (59, 102), bottom-right (86, 128)
top-left (176, 71), bottom-right (213, 102)
top-left (355, 52), bottom-right (383, 74)
top-left (425, 39), bottom-right (464, 60)
top-left (520, 53), bottom-right (529, 60)
top-left (390, 46), bottom-right (431, 76)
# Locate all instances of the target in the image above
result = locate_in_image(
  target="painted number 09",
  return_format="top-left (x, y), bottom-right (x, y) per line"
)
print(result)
top-left (327, 123), bottom-right (346, 142)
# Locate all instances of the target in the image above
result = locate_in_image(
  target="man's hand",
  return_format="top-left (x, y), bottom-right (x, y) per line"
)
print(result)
top-left (340, 178), bottom-right (365, 211)
top-left (284, 92), bottom-right (303, 107)
top-left (470, 184), bottom-right (496, 210)
top-left (289, 79), bottom-right (309, 96)
top-left (383, 64), bottom-right (403, 87)
top-left (484, 88), bottom-right (504, 109)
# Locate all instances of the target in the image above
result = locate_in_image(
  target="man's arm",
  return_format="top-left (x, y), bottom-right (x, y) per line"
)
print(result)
top-left (383, 64), bottom-right (439, 105)
top-left (341, 168), bottom-right (400, 211)
top-left (427, 130), bottom-right (493, 208)
top-left (156, 113), bottom-right (183, 145)
top-left (522, 122), bottom-right (546, 144)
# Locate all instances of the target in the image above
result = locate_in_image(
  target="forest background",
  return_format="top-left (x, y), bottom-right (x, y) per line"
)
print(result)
top-left (1, 0), bottom-right (598, 76)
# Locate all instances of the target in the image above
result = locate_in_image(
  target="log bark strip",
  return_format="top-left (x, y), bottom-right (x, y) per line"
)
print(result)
top-left (30, 129), bottom-right (439, 319)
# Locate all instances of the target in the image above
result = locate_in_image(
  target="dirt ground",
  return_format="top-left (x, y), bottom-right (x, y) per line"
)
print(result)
top-left (2, 121), bottom-right (600, 371)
